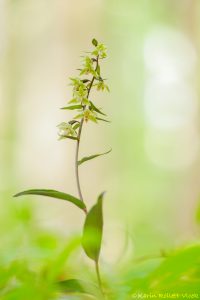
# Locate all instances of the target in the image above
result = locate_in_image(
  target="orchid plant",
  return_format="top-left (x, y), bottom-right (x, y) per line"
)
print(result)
top-left (14, 38), bottom-right (111, 297)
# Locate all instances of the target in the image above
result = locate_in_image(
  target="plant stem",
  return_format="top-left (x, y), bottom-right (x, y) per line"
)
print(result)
top-left (75, 56), bottom-right (99, 214)
top-left (95, 259), bottom-right (104, 297)
top-left (75, 118), bottom-right (85, 203)
top-left (74, 56), bottom-right (105, 295)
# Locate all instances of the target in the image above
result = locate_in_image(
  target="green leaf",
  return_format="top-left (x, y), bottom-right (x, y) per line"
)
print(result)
top-left (96, 117), bottom-right (110, 123)
top-left (14, 189), bottom-right (86, 210)
top-left (61, 105), bottom-right (82, 110)
top-left (89, 101), bottom-right (106, 116)
top-left (92, 38), bottom-right (98, 47)
top-left (56, 279), bottom-right (84, 294)
top-left (48, 237), bottom-right (81, 281)
top-left (56, 279), bottom-right (100, 298)
top-left (73, 123), bottom-right (80, 131)
top-left (60, 135), bottom-right (78, 140)
top-left (146, 245), bottom-right (200, 293)
top-left (74, 113), bottom-right (84, 120)
top-left (82, 192), bottom-right (105, 261)
top-left (68, 98), bottom-right (78, 104)
top-left (78, 149), bottom-right (112, 166)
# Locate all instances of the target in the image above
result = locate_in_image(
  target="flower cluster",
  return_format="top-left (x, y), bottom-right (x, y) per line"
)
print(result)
top-left (58, 39), bottom-right (109, 140)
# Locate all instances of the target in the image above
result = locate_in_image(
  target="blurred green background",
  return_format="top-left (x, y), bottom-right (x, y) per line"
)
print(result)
top-left (1, 1), bottom-right (200, 298)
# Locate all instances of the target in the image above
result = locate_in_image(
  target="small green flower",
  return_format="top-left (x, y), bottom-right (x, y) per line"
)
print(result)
top-left (69, 78), bottom-right (88, 103)
top-left (74, 109), bottom-right (97, 123)
top-left (95, 80), bottom-right (110, 92)
top-left (57, 122), bottom-right (76, 139)
top-left (80, 56), bottom-right (96, 76)
top-left (92, 43), bottom-right (107, 59)
top-left (83, 109), bottom-right (97, 123)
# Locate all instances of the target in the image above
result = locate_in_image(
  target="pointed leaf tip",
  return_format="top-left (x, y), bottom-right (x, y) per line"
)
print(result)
top-left (78, 149), bottom-right (112, 166)
top-left (89, 101), bottom-right (106, 116)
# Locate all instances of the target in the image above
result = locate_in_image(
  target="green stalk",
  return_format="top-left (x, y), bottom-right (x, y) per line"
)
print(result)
top-left (74, 57), bottom-right (104, 295)
top-left (74, 56), bottom-right (99, 214)
top-left (95, 259), bottom-right (105, 297)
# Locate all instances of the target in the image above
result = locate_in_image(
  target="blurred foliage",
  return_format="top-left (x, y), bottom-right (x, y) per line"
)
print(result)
top-left (0, 200), bottom-right (200, 299)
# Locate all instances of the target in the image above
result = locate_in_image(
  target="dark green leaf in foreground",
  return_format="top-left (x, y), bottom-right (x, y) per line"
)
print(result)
top-left (14, 189), bottom-right (86, 210)
top-left (78, 149), bottom-right (112, 166)
top-left (89, 101), bottom-right (106, 116)
top-left (61, 105), bottom-right (82, 110)
top-left (82, 192), bottom-right (104, 261)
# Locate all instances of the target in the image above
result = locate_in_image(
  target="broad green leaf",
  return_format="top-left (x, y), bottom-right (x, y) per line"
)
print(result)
top-left (82, 192), bottom-right (104, 261)
top-left (96, 117), bottom-right (110, 123)
top-left (14, 189), bottom-right (86, 210)
top-left (78, 149), bottom-right (112, 166)
top-left (61, 105), bottom-right (82, 110)
top-left (89, 101), bottom-right (106, 116)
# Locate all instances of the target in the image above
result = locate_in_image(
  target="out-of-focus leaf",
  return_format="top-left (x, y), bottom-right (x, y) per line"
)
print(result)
top-left (78, 149), bottom-right (112, 166)
top-left (47, 236), bottom-right (81, 282)
top-left (82, 192), bottom-right (104, 261)
top-left (146, 245), bottom-right (200, 293)
top-left (89, 101), bottom-right (106, 116)
top-left (61, 105), bottom-right (82, 110)
top-left (56, 279), bottom-right (100, 299)
top-left (56, 279), bottom-right (84, 293)
top-left (14, 189), bottom-right (86, 210)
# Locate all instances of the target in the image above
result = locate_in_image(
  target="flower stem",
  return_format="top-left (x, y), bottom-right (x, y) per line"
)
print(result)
top-left (95, 260), bottom-right (105, 298)
top-left (74, 56), bottom-right (99, 213)
top-left (74, 56), bottom-right (105, 296)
